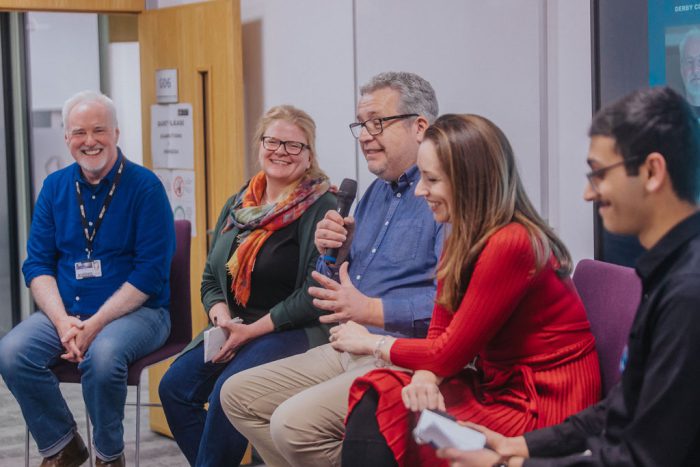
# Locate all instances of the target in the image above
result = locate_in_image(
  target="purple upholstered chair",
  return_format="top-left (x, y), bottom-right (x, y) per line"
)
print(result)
top-left (572, 259), bottom-right (641, 396)
top-left (25, 220), bottom-right (192, 467)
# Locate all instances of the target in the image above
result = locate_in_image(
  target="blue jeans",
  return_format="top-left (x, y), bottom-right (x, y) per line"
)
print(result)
top-left (0, 307), bottom-right (170, 461)
top-left (159, 328), bottom-right (309, 467)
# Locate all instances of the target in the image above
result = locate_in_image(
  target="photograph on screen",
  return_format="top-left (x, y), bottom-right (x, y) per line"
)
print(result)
top-left (665, 25), bottom-right (700, 116)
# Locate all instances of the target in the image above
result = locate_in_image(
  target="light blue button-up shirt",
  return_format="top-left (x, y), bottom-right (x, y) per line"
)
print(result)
top-left (319, 165), bottom-right (443, 338)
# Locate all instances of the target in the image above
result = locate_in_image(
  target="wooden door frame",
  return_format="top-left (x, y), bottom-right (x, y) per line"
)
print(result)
top-left (0, 0), bottom-right (143, 13)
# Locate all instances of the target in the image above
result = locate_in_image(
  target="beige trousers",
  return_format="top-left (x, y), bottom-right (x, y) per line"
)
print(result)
top-left (220, 343), bottom-right (376, 467)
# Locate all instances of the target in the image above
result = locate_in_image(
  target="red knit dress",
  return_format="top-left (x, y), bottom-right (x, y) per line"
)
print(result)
top-left (347, 223), bottom-right (601, 467)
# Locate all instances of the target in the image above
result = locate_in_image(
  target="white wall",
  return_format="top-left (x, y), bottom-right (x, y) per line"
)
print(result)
top-left (240, 0), bottom-right (595, 262)
top-left (241, 0), bottom-right (356, 188)
top-left (109, 42), bottom-right (143, 164)
top-left (547, 0), bottom-right (595, 264)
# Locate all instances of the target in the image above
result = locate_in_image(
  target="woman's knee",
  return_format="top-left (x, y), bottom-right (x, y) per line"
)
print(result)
top-left (158, 364), bottom-right (182, 404)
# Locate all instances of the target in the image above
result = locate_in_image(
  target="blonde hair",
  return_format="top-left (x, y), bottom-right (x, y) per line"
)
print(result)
top-left (252, 105), bottom-right (327, 180)
top-left (426, 114), bottom-right (572, 311)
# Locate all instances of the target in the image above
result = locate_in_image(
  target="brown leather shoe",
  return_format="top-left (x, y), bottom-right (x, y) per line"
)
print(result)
top-left (95, 453), bottom-right (125, 467)
top-left (40, 433), bottom-right (89, 467)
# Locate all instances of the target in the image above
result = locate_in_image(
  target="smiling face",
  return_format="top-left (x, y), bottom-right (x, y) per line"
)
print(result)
top-left (65, 101), bottom-right (120, 184)
top-left (258, 119), bottom-right (311, 189)
top-left (415, 139), bottom-right (452, 223)
top-left (356, 87), bottom-right (422, 182)
top-left (584, 136), bottom-right (648, 236)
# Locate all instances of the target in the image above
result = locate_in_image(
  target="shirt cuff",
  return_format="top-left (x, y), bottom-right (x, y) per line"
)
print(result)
top-left (382, 297), bottom-right (430, 337)
top-left (524, 428), bottom-right (556, 458)
top-left (315, 256), bottom-right (339, 280)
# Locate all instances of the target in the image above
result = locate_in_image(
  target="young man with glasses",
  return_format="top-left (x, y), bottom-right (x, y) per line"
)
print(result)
top-left (221, 71), bottom-right (443, 467)
top-left (436, 86), bottom-right (700, 467)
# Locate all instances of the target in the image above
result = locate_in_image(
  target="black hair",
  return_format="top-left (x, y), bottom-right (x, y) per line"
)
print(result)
top-left (589, 86), bottom-right (700, 203)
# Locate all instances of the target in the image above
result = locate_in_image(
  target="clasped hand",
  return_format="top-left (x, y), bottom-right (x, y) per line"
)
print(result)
top-left (402, 370), bottom-right (446, 412)
top-left (58, 315), bottom-right (103, 363)
top-left (211, 319), bottom-right (252, 363)
top-left (328, 320), bottom-right (377, 355)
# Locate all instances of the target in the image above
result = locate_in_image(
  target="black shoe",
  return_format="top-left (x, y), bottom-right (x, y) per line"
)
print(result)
top-left (96, 453), bottom-right (125, 467)
top-left (40, 433), bottom-right (89, 467)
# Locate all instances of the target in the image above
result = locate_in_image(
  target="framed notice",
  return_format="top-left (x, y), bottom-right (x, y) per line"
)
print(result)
top-left (151, 103), bottom-right (194, 170)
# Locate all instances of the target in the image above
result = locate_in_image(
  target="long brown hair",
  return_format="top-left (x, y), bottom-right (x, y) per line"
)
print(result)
top-left (426, 114), bottom-right (572, 312)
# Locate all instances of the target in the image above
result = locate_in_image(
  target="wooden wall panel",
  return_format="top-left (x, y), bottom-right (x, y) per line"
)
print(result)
top-left (0, 0), bottom-right (143, 13)
top-left (139, 0), bottom-right (245, 435)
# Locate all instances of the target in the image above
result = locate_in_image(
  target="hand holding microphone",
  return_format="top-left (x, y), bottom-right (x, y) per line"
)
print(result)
top-left (315, 178), bottom-right (357, 265)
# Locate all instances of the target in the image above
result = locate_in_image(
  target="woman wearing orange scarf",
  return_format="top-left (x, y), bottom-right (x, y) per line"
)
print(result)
top-left (159, 105), bottom-right (335, 467)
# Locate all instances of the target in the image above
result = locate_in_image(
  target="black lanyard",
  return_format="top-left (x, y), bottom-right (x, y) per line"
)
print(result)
top-left (74, 158), bottom-right (125, 259)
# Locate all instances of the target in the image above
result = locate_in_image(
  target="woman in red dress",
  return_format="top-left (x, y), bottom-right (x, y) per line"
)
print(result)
top-left (329, 114), bottom-right (601, 467)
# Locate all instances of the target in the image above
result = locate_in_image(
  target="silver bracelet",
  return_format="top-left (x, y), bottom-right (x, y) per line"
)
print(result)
top-left (373, 336), bottom-right (388, 368)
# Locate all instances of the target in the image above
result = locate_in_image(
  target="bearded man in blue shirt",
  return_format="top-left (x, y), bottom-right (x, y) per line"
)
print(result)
top-left (0, 91), bottom-right (175, 467)
top-left (221, 71), bottom-right (443, 467)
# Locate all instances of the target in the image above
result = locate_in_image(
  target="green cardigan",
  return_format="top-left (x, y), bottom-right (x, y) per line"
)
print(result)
top-left (183, 189), bottom-right (337, 354)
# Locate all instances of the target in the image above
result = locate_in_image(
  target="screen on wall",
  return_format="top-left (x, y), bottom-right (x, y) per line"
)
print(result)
top-left (649, 0), bottom-right (700, 115)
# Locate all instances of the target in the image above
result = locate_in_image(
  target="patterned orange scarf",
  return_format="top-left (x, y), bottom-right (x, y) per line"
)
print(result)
top-left (223, 171), bottom-right (329, 306)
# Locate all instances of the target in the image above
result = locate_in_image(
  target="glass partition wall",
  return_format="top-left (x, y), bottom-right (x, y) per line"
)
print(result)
top-left (0, 11), bottom-right (141, 336)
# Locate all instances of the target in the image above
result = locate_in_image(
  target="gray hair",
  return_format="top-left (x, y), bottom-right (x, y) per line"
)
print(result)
top-left (679, 28), bottom-right (700, 59)
top-left (62, 90), bottom-right (118, 131)
top-left (360, 71), bottom-right (439, 123)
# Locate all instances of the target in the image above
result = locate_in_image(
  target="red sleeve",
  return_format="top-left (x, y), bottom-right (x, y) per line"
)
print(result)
top-left (425, 282), bottom-right (451, 339)
top-left (389, 224), bottom-right (537, 377)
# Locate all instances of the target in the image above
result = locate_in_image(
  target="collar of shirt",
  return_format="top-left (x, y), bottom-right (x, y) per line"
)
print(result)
top-left (636, 210), bottom-right (700, 285)
top-left (385, 164), bottom-right (420, 194)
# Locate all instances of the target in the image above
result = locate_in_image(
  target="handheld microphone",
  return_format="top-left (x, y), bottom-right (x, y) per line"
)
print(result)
top-left (324, 178), bottom-right (357, 265)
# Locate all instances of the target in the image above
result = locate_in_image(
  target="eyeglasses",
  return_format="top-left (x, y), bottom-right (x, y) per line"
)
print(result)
top-left (586, 156), bottom-right (642, 192)
top-left (349, 114), bottom-right (419, 138)
top-left (261, 136), bottom-right (310, 155)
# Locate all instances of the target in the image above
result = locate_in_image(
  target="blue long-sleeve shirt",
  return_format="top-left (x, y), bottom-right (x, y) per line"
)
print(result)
top-left (22, 150), bottom-right (175, 315)
top-left (318, 165), bottom-right (443, 338)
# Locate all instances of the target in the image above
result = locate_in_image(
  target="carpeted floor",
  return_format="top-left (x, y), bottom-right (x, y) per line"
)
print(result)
top-left (0, 374), bottom-right (190, 467)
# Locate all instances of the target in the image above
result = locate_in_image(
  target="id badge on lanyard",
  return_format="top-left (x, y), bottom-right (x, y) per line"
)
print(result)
top-left (75, 259), bottom-right (102, 280)
top-left (73, 157), bottom-right (124, 281)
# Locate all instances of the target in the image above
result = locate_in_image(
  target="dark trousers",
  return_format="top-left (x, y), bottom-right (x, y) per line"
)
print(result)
top-left (342, 388), bottom-right (398, 467)
top-left (159, 329), bottom-right (308, 467)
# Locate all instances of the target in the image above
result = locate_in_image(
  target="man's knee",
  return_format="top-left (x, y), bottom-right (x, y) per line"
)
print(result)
top-left (270, 396), bottom-right (322, 450)
top-left (220, 371), bottom-right (249, 421)
top-left (0, 333), bottom-right (22, 378)
top-left (80, 338), bottom-right (126, 383)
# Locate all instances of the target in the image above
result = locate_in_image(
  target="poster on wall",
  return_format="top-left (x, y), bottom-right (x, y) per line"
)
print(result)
top-left (151, 103), bottom-right (194, 169)
top-left (649, 1), bottom-right (700, 116)
top-left (151, 102), bottom-right (196, 235)
top-left (155, 168), bottom-right (197, 237)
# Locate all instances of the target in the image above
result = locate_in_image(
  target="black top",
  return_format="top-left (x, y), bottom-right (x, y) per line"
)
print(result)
top-left (524, 211), bottom-right (700, 466)
top-left (228, 218), bottom-right (300, 324)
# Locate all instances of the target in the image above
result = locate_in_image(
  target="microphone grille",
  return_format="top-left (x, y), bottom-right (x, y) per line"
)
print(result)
top-left (337, 178), bottom-right (357, 199)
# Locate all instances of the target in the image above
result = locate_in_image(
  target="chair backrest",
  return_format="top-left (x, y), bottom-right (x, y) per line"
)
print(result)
top-left (165, 220), bottom-right (192, 347)
top-left (51, 220), bottom-right (193, 384)
top-left (572, 259), bottom-right (641, 396)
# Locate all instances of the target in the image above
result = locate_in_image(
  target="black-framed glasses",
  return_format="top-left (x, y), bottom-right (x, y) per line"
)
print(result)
top-left (261, 136), bottom-right (310, 155)
top-left (586, 156), bottom-right (642, 192)
top-left (349, 113), bottom-right (419, 138)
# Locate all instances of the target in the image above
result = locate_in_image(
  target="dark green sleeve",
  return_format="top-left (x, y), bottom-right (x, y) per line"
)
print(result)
top-left (200, 196), bottom-right (237, 314)
top-left (269, 192), bottom-right (336, 331)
